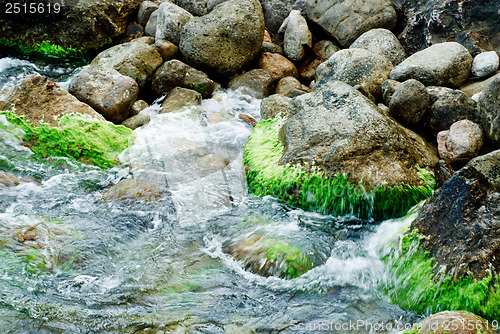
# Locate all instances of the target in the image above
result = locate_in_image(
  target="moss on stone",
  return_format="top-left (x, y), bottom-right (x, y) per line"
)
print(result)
top-left (0, 38), bottom-right (87, 60)
top-left (0, 111), bottom-right (135, 169)
top-left (384, 230), bottom-right (500, 321)
top-left (243, 118), bottom-right (435, 220)
top-left (265, 238), bottom-right (314, 279)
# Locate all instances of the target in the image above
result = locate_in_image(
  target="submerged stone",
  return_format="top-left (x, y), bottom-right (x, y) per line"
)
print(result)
top-left (0, 214), bottom-right (79, 274)
top-left (226, 233), bottom-right (316, 279)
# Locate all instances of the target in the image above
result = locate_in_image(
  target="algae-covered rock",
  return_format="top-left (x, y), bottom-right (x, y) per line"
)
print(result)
top-left (244, 80), bottom-right (437, 220)
top-left (0, 75), bottom-right (104, 126)
top-left (0, 214), bottom-right (79, 274)
top-left (0, 75), bottom-right (135, 169)
top-left (226, 233), bottom-right (316, 279)
top-left (384, 167), bottom-right (500, 321)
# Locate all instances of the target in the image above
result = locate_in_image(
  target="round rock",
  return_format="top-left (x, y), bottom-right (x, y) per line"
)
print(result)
top-left (388, 79), bottom-right (429, 126)
top-left (471, 51), bottom-right (499, 78)
top-left (179, 0), bottom-right (265, 79)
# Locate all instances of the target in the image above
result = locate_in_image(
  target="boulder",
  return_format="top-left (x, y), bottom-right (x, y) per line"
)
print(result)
top-left (467, 149), bottom-right (500, 185)
top-left (283, 10), bottom-right (312, 62)
top-left (390, 42), bottom-right (473, 88)
top-left (437, 120), bottom-right (484, 164)
top-left (349, 28), bottom-right (406, 66)
top-left (0, 0), bottom-right (142, 50)
top-left (426, 86), bottom-right (477, 136)
top-left (388, 79), bottom-right (429, 126)
top-left (414, 311), bottom-right (496, 334)
top-left (260, 0), bottom-right (307, 33)
top-left (411, 166), bottom-right (500, 281)
top-left (122, 114), bottom-right (151, 130)
top-left (471, 51), bottom-right (499, 78)
top-left (90, 39), bottom-right (163, 88)
top-left (69, 67), bottom-right (139, 124)
top-left (160, 87), bottom-right (202, 113)
top-left (137, 1), bottom-right (159, 27)
top-left (0, 75), bottom-right (103, 126)
top-left (411, 166), bottom-right (500, 280)
top-left (179, 0), bottom-right (265, 78)
top-left (258, 52), bottom-right (299, 81)
top-left (227, 69), bottom-right (274, 99)
top-left (316, 48), bottom-right (393, 97)
top-left (385, 166), bottom-right (500, 320)
top-left (155, 2), bottom-right (193, 45)
top-left (145, 9), bottom-right (159, 37)
top-left (395, 0), bottom-right (500, 56)
top-left (260, 94), bottom-right (292, 119)
top-left (154, 39), bottom-right (179, 61)
top-left (0, 75), bottom-right (134, 169)
top-left (305, 0), bottom-right (397, 47)
top-left (279, 80), bottom-right (438, 189)
top-left (245, 80), bottom-right (438, 220)
top-left (476, 76), bottom-right (500, 148)
top-left (152, 60), bottom-right (217, 98)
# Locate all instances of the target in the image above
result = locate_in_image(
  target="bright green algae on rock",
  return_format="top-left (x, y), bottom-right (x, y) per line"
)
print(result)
top-left (0, 111), bottom-right (135, 169)
top-left (243, 118), bottom-right (435, 220)
top-left (0, 38), bottom-right (88, 59)
top-left (384, 230), bottom-right (500, 321)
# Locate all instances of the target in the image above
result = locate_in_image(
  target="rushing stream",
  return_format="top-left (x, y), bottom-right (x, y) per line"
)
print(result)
top-left (0, 56), bottom-right (423, 333)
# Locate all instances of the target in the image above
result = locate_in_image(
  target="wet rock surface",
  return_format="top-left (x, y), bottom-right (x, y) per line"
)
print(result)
top-left (411, 166), bottom-right (500, 280)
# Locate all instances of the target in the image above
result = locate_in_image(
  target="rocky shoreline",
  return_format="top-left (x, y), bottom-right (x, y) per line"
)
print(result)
top-left (1, 0), bottom-right (500, 331)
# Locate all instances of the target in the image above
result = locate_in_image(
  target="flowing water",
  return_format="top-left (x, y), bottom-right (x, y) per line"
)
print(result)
top-left (0, 56), bottom-right (423, 333)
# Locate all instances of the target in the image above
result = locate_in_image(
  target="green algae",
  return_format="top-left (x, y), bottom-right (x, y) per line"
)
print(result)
top-left (243, 118), bottom-right (435, 220)
top-left (384, 230), bottom-right (500, 321)
top-left (265, 238), bottom-right (314, 279)
top-left (0, 38), bottom-right (87, 60)
top-left (0, 110), bottom-right (135, 169)
top-left (0, 215), bottom-right (80, 275)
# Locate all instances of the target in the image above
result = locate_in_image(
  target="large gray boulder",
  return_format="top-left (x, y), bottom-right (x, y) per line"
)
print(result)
top-left (69, 67), bottom-right (139, 124)
top-left (90, 38), bottom-right (163, 88)
top-left (279, 80), bottom-right (439, 189)
top-left (151, 59), bottom-right (217, 98)
top-left (315, 48), bottom-right (393, 97)
top-left (476, 76), bottom-right (500, 148)
top-left (0, 0), bottom-right (141, 51)
top-left (305, 0), bottom-right (397, 47)
top-left (174, 0), bottom-right (229, 16)
top-left (390, 42), bottom-right (473, 88)
top-left (349, 28), bottom-right (406, 66)
top-left (156, 2), bottom-right (193, 45)
top-left (179, 0), bottom-right (265, 79)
